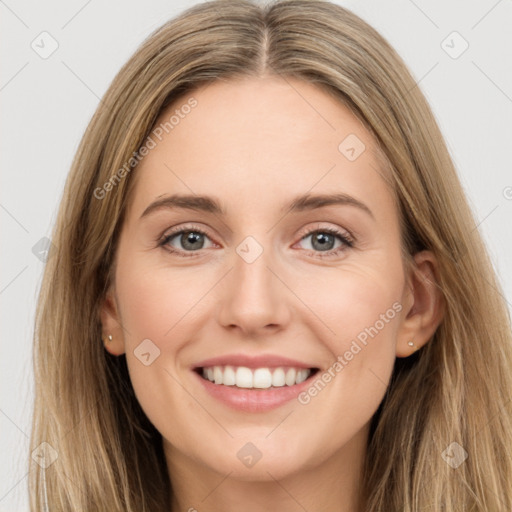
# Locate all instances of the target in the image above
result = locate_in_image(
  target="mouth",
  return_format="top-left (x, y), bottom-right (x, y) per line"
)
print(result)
top-left (191, 354), bottom-right (322, 412)
top-left (194, 365), bottom-right (320, 389)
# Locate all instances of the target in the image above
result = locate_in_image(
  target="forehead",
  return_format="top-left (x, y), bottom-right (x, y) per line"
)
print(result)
top-left (126, 76), bottom-right (395, 221)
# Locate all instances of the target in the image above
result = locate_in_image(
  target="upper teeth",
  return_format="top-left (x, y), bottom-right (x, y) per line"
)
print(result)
top-left (201, 366), bottom-right (311, 388)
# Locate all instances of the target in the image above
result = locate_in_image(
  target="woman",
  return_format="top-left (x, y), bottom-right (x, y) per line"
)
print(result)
top-left (29, 0), bottom-right (512, 510)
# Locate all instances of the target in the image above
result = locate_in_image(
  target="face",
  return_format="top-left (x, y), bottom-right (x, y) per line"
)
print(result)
top-left (103, 76), bottom-right (418, 482)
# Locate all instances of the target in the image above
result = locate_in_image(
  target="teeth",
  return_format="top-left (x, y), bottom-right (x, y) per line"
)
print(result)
top-left (213, 366), bottom-right (223, 385)
top-left (296, 369), bottom-right (309, 384)
top-left (201, 365), bottom-right (312, 388)
top-left (285, 368), bottom-right (296, 386)
top-left (223, 365), bottom-right (236, 386)
top-left (253, 368), bottom-right (272, 388)
top-left (272, 367), bottom-right (286, 387)
top-left (235, 367), bottom-right (253, 388)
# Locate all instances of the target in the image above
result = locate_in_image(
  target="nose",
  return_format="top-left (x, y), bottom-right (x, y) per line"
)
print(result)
top-left (216, 242), bottom-right (291, 338)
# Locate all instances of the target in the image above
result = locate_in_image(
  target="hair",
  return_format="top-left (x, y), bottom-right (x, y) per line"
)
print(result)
top-left (29, 0), bottom-right (512, 510)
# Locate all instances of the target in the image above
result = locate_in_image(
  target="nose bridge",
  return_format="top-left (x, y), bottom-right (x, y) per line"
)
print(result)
top-left (216, 233), bottom-right (290, 334)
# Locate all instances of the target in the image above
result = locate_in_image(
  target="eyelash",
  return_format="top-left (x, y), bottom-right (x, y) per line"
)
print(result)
top-left (158, 224), bottom-right (355, 259)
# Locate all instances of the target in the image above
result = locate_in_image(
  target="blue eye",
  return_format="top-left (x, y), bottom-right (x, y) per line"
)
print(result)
top-left (296, 227), bottom-right (354, 258)
top-left (159, 224), bottom-right (354, 259)
top-left (159, 225), bottom-right (214, 257)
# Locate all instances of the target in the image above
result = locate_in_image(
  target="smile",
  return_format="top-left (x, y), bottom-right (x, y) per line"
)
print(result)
top-left (192, 357), bottom-right (320, 412)
top-left (198, 365), bottom-right (317, 389)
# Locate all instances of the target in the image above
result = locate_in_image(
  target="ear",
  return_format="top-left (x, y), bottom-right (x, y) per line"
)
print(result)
top-left (396, 250), bottom-right (445, 357)
top-left (99, 285), bottom-right (126, 356)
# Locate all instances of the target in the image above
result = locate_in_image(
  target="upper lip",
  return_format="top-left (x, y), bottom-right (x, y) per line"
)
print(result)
top-left (193, 354), bottom-right (318, 370)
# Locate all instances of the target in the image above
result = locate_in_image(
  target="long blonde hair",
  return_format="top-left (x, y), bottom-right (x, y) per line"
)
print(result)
top-left (29, 0), bottom-right (512, 510)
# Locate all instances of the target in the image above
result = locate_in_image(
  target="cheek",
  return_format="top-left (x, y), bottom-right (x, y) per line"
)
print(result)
top-left (299, 261), bottom-right (404, 353)
top-left (294, 260), bottom-right (404, 414)
top-left (114, 260), bottom-right (216, 433)
top-left (115, 262), bottom-right (208, 343)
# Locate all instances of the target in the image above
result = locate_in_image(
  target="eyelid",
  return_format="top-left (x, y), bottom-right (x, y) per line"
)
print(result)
top-left (296, 222), bottom-right (354, 244)
top-left (158, 223), bottom-right (216, 247)
top-left (160, 222), bottom-right (212, 239)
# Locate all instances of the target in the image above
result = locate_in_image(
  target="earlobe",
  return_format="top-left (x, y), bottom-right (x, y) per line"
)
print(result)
top-left (396, 250), bottom-right (445, 358)
top-left (99, 288), bottom-right (126, 356)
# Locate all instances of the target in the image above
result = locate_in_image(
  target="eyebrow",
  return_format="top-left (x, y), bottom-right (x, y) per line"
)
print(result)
top-left (140, 192), bottom-right (374, 220)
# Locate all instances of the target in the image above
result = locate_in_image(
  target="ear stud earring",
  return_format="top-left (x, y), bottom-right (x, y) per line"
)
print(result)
top-left (407, 341), bottom-right (414, 347)
top-left (103, 334), bottom-right (113, 343)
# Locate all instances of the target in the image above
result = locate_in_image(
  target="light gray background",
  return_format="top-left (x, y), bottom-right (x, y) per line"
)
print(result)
top-left (1, 0), bottom-right (511, 509)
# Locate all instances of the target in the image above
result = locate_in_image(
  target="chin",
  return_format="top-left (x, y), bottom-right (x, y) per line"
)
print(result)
top-left (190, 434), bottom-right (318, 482)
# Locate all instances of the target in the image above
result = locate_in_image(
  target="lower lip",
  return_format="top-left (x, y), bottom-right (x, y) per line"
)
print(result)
top-left (193, 370), bottom-right (316, 412)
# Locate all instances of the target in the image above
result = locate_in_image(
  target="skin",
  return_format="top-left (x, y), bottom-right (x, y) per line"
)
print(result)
top-left (100, 75), bottom-right (444, 512)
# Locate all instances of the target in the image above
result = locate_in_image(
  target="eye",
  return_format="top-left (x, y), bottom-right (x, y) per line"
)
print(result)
top-left (158, 223), bottom-right (355, 259)
top-left (295, 226), bottom-right (354, 258)
top-left (159, 224), bottom-right (215, 257)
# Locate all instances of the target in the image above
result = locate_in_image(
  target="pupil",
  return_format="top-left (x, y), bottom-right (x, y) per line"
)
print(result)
top-left (313, 233), bottom-right (334, 251)
top-left (183, 231), bottom-right (203, 250)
